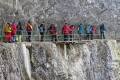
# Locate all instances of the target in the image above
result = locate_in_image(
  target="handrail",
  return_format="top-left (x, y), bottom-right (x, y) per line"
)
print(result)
top-left (0, 30), bottom-right (119, 42)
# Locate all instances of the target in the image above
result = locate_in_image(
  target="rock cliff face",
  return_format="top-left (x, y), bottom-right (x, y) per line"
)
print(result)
top-left (0, 0), bottom-right (120, 36)
top-left (0, 40), bottom-right (120, 80)
top-left (0, 1), bottom-right (120, 80)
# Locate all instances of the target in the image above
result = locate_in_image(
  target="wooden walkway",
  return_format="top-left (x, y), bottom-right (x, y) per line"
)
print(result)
top-left (54, 40), bottom-right (91, 44)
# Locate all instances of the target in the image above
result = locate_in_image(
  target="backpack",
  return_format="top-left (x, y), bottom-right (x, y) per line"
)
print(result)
top-left (47, 25), bottom-right (53, 33)
top-left (27, 24), bottom-right (32, 30)
top-left (86, 26), bottom-right (91, 33)
top-left (91, 26), bottom-right (95, 34)
top-left (39, 26), bottom-right (44, 32)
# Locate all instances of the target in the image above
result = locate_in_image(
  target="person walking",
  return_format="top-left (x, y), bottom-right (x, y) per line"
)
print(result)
top-left (16, 21), bottom-right (23, 42)
top-left (100, 24), bottom-right (106, 39)
top-left (62, 23), bottom-right (71, 41)
top-left (26, 21), bottom-right (32, 42)
top-left (78, 23), bottom-right (84, 40)
top-left (86, 24), bottom-right (91, 40)
top-left (38, 23), bottom-right (45, 41)
top-left (4, 23), bottom-right (12, 42)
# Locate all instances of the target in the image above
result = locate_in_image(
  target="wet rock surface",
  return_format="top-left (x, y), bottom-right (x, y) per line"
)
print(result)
top-left (0, 40), bottom-right (119, 80)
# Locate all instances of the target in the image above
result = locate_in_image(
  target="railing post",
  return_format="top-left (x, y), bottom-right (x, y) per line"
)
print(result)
top-left (72, 30), bottom-right (74, 41)
top-left (56, 34), bottom-right (58, 42)
top-left (31, 30), bottom-right (32, 41)
top-left (68, 30), bottom-right (70, 42)
top-left (43, 31), bottom-right (45, 42)
top-left (31, 30), bottom-right (34, 41)
top-left (62, 32), bottom-right (64, 41)
top-left (0, 30), bottom-right (2, 42)
top-left (78, 34), bottom-right (80, 41)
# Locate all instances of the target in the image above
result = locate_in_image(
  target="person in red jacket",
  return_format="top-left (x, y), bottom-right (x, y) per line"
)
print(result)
top-left (11, 21), bottom-right (17, 42)
top-left (69, 25), bottom-right (74, 41)
top-left (62, 23), bottom-right (70, 41)
top-left (90, 25), bottom-right (95, 40)
top-left (50, 24), bottom-right (57, 41)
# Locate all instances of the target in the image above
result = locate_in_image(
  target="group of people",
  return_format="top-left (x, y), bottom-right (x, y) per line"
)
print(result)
top-left (4, 21), bottom-right (23, 43)
top-left (4, 20), bottom-right (106, 43)
top-left (38, 23), bottom-right (106, 42)
top-left (4, 20), bottom-right (33, 42)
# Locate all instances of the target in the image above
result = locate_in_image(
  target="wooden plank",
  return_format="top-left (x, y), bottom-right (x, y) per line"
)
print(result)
top-left (55, 40), bottom-right (91, 44)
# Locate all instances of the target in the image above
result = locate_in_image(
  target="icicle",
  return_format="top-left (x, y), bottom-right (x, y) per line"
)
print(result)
top-left (21, 44), bottom-right (31, 80)
top-left (64, 44), bottom-right (67, 59)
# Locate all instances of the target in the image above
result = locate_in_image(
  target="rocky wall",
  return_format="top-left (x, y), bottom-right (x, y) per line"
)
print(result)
top-left (0, 40), bottom-right (119, 80)
top-left (0, 0), bottom-right (120, 38)
top-left (30, 40), bottom-right (120, 80)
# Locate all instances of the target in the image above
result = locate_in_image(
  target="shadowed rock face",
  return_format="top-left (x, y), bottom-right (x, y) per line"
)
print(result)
top-left (0, 40), bottom-right (120, 80)
top-left (0, 0), bottom-right (120, 35)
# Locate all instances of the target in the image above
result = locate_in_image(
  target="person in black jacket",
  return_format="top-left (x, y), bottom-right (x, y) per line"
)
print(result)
top-left (16, 21), bottom-right (23, 42)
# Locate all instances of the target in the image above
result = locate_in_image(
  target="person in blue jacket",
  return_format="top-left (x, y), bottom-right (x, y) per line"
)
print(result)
top-left (86, 24), bottom-right (91, 40)
top-left (78, 23), bottom-right (84, 40)
top-left (38, 23), bottom-right (45, 41)
top-left (100, 24), bottom-right (106, 39)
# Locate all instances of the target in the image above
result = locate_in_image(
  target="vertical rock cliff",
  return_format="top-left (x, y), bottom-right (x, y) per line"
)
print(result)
top-left (0, 40), bottom-right (120, 80)
top-left (0, 0), bottom-right (120, 37)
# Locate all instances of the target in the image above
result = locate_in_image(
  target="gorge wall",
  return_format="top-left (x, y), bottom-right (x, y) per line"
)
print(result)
top-left (0, 40), bottom-right (120, 80)
top-left (0, 0), bottom-right (120, 36)
top-left (0, 0), bottom-right (120, 80)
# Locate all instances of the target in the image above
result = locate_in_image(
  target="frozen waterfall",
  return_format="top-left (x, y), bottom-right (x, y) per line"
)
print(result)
top-left (21, 44), bottom-right (31, 80)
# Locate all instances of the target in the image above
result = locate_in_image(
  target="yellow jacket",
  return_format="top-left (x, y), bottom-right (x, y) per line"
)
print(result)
top-left (4, 23), bottom-right (11, 32)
